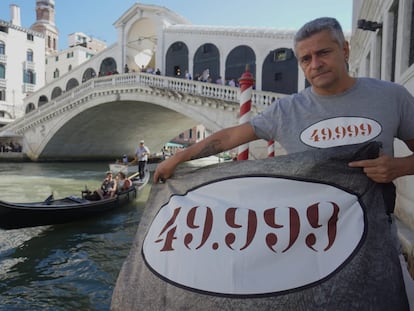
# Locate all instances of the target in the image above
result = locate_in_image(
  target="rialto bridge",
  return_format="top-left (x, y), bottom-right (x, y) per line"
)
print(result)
top-left (0, 2), bottom-right (300, 161)
top-left (2, 72), bottom-right (283, 161)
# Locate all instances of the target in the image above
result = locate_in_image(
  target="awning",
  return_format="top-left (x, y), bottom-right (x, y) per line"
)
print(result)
top-left (0, 130), bottom-right (22, 138)
top-left (165, 142), bottom-right (185, 148)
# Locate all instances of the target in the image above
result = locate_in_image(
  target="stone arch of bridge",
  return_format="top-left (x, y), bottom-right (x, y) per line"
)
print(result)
top-left (33, 88), bottom-right (238, 161)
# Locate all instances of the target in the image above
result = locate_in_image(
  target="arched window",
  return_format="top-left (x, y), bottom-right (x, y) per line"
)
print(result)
top-left (0, 41), bottom-right (5, 55)
top-left (66, 78), bottom-right (79, 91)
top-left (51, 87), bottom-right (62, 99)
top-left (27, 49), bottom-right (34, 62)
top-left (25, 103), bottom-right (36, 114)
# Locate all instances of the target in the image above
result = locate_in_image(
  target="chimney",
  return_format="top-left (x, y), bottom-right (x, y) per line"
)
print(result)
top-left (10, 4), bottom-right (21, 27)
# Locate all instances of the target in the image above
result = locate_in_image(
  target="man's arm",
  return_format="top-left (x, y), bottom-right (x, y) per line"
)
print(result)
top-left (129, 152), bottom-right (138, 165)
top-left (349, 139), bottom-right (414, 183)
top-left (153, 123), bottom-right (258, 183)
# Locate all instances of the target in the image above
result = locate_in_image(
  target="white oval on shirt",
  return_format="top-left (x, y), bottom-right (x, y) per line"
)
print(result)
top-left (300, 117), bottom-right (381, 148)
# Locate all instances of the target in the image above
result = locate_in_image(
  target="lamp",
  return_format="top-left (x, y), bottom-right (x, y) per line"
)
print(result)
top-left (357, 19), bottom-right (382, 31)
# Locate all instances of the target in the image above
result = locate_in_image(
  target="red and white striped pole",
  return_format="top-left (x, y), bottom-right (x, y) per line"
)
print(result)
top-left (267, 140), bottom-right (275, 157)
top-left (237, 65), bottom-right (255, 161)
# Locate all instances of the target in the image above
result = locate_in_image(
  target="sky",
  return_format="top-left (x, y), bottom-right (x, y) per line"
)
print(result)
top-left (0, 0), bottom-right (353, 50)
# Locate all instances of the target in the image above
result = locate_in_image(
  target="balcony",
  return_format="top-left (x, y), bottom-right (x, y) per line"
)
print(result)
top-left (0, 54), bottom-right (6, 63)
top-left (0, 78), bottom-right (5, 88)
top-left (23, 83), bottom-right (35, 93)
top-left (24, 61), bottom-right (35, 71)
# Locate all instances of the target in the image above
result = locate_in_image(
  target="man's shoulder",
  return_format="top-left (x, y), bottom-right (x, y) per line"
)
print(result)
top-left (358, 77), bottom-right (401, 89)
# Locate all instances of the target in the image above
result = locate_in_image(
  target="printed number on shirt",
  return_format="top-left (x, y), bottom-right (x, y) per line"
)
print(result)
top-left (300, 117), bottom-right (381, 148)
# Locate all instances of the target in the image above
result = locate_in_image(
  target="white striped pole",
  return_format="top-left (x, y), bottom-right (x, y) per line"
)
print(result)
top-left (268, 140), bottom-right (275, 157)
top-left (237, 66), bottom-right (255, 160)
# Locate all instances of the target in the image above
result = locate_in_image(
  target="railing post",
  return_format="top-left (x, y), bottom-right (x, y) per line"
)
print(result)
top-left (237, 65), bottom-right (255, 161)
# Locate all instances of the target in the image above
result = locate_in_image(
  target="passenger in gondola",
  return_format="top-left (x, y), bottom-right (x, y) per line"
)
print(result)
top-left (122, 154), bottom-right (128, 165)
top-left (96, 171), bottom-right (117, 199)
top-left (116, 172), bottom-right (131, 193)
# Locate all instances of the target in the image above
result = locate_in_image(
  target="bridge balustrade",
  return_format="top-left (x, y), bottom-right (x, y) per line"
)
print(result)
top-left (4, 72), bottom-right (286, 136)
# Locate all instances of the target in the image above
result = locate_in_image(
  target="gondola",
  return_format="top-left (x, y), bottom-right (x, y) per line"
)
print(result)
top-left (0, 173), bottom-right (149, 230)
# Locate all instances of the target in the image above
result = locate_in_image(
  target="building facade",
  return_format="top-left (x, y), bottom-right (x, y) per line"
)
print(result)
top-left (349, 0), bottom-right (414, 275)
top-left (0, 5), bottom-right (45, 125)
top-left (45, 44), bottom-right (101, 84)
top-left (67, 32), bottom-right (106, 52)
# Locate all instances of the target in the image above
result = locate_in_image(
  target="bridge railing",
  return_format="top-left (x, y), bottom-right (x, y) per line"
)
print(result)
top-left (52, 72), bottom-right (284, 111)
top-left (4, 73), bottom-right (286, 133)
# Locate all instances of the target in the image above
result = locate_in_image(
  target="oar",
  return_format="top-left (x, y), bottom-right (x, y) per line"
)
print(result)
top-left (128, 172), bottom-right (140, 180)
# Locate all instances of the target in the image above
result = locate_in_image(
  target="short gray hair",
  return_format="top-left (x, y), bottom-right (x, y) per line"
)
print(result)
top-left (294, 17), bottom-right (346, 54)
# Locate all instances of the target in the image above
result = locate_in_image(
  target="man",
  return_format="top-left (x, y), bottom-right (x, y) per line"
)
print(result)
top-left (134, 140), bottom-right (150, 180)
top-left (96, 170), bottom-right (117, 200)
top-left (154, 17), bottom-right (414, 184)
top-left (154, 17), bottom-right (414, 303)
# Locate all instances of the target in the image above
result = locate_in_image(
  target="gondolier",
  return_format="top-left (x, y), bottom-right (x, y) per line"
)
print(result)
top-left (133, 140), bottom-right (150, 180)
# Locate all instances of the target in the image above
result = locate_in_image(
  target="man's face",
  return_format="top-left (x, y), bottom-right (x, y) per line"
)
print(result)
top-left (296, 30), bottom-right (350, 95)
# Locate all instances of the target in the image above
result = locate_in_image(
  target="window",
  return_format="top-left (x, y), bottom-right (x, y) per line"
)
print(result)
top-left (410, 3), bottom-right (414, 66)
top-left (390, 2), bottom-right (399, 82)
top-left (0, 42), bottom-right (5, 55)
top-left (0, 64), bottom-right (5, 79)
top-left (55, 56), bottom-right (59, 61)
top-left (53, 68), bottom-right (59, 78)
top-left (27, 50), bottom-right (34, 62)
top-left (68, 65), bottom-right (72, 71)
top-left (23, 69), bottom-right (36, 84)
top-left (27, 33), bottom-right (34, 41)
top-left (66, 51), bottom-right (74, 58)
top-left (0, 26), bottom-right (8, 34)
top-left (0, 89), bottom-right (5, 101)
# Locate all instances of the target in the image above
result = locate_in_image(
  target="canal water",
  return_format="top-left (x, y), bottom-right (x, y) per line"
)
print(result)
top-left (0, 161), bottom-right (152, 311)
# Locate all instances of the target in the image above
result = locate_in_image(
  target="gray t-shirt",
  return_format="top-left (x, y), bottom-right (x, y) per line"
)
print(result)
top-left (251, 77), bottom-right (414, 156)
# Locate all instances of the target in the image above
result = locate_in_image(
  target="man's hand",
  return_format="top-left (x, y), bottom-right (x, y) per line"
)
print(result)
top-left (348, 154), bottom-right (404, 183)
top-left (153, 158), bottom-right (177, 183)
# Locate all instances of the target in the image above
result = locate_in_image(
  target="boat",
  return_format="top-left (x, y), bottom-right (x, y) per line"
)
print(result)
top-left (0, 173), bottom-right (149, 230)
top-left (110, 152), bottom-right (168, 175)
top-left (109, 163), bottom-right (138, 175)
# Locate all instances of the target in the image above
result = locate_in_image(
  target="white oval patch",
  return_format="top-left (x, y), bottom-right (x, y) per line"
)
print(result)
top-left (143, 177), bottom-right (365, 296)
top-left (300, 117), bottom-right (381, 148)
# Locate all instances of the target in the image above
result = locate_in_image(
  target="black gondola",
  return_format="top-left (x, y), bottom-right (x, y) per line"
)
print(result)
top-left (0, 175), bottom-right (148, 230)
